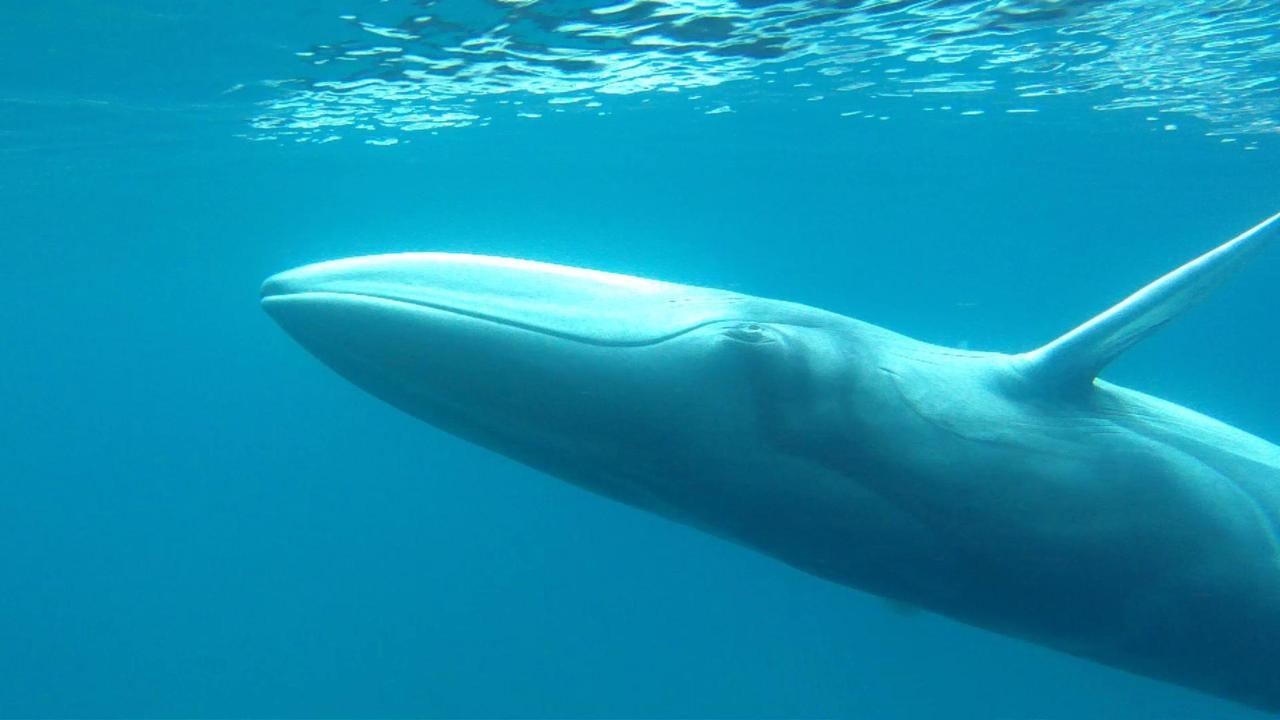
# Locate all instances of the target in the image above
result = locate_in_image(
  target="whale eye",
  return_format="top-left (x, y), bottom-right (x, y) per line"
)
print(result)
top-left (722, 322), bottom-right (774, 344)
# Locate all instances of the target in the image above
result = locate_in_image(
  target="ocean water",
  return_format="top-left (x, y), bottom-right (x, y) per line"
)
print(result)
top-left (2, 1), bottom-right (1279, 717)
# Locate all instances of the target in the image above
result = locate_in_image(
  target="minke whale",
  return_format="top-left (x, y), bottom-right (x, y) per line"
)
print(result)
top-left (262, 210), bottom-right (1280, 712)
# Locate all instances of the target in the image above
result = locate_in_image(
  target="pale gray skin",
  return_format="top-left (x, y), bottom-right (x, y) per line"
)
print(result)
top-left (262, 212), bottom-right (1280, 713)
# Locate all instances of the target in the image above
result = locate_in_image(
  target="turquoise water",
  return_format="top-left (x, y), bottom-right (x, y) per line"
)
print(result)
top-left (2, 1), bottom-right (1279, 717)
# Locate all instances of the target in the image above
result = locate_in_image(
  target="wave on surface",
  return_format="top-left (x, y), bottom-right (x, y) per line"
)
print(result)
top-left (247, 0), bottom-right (1280, 145)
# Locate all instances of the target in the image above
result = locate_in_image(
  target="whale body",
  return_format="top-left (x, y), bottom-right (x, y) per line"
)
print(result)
top-left (262, 211), bottom-right (1280, 712)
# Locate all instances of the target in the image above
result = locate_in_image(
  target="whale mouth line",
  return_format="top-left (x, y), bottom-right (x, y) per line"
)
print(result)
top-left (262, 290), bottom-right (732, 348)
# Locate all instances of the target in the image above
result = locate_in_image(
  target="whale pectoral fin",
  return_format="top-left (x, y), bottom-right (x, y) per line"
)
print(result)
top-left (1017, 209), bottom-right (1280, 391)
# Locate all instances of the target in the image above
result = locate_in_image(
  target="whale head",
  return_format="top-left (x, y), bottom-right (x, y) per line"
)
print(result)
top-left (260, 253), bottom-right (870, 525)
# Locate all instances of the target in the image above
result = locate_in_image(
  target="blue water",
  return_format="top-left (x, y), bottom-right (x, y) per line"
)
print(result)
top-left (3, 1), bottom-right (1279, 717)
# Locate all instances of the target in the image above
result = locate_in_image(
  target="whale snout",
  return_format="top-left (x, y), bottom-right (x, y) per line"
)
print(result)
top-left (259, 272), bottom-right (301, 300)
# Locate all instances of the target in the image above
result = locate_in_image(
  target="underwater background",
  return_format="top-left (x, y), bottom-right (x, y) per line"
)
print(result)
top-left (2, 1), bottom-right (1279, 717)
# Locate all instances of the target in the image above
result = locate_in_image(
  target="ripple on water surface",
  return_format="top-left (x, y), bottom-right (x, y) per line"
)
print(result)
top-left (247, 0), bottom-right (1280, 144)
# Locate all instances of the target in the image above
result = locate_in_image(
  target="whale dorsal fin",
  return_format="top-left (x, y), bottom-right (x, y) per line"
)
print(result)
top-left (1018, 209), bottom-right (1280, 391)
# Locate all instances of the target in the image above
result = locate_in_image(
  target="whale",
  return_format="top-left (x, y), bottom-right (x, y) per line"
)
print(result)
top-left (261, 210), bottom-right (1280, 712)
